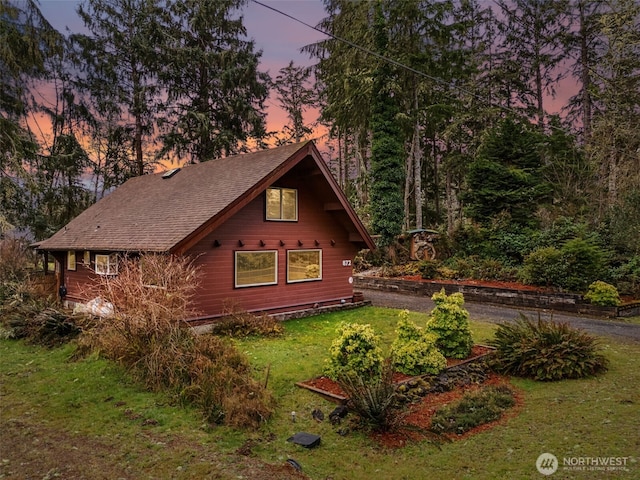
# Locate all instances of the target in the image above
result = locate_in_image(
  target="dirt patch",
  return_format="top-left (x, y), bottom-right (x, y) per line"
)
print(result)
top-left (0, 416), bottom-right (309, 480)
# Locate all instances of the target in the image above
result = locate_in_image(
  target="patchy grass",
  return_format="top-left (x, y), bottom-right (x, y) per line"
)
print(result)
top-left (2, 306), bottom-right (639, 479)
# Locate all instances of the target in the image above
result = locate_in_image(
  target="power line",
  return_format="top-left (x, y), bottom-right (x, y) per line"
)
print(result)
top-left (250, 0), bottom-right (564, 127)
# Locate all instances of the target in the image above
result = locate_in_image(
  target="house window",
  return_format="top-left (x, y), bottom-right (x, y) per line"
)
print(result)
top-left (287, 249), bottom-right (322, 283)
top-left (67, 251), bottom-right (76, 271)
top-left (83, 251), bottom-right (90, 265)
top-left (266, 187), bottom-right (297, 221)
top-left (95, 254), bottom-right (118, 276)
top-left (235, 250), bottom-right (278, 287)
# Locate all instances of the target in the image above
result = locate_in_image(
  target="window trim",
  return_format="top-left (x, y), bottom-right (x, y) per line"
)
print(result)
top-left (287, 249), bottom-right (322, 284)
top-left (234, 250), bottom-right (278, 288)
top-left (95, 253), bottom-right (118, 276)
top-left (266, 187), bottom-right (298, 222)
top-left (67, 251), bottom-right (76, 271)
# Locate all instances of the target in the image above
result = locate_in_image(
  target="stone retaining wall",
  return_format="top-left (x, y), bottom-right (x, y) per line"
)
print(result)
top-left (354, 276), bottom-right (640, 318)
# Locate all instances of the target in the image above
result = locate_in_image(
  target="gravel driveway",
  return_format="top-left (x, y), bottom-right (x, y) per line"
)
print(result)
top-left (362, 287), bottom-right (640, 342)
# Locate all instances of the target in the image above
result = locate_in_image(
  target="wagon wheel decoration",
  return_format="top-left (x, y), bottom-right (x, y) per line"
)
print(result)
top-left (414, 241), bottom-right (437, 260)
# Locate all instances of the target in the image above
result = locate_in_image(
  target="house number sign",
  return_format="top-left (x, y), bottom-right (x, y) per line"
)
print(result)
top-left (342, 260), bottom-right (352, 266)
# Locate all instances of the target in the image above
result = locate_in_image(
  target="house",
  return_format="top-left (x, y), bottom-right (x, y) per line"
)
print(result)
top-left (34, 141), bottom-right (375, 320)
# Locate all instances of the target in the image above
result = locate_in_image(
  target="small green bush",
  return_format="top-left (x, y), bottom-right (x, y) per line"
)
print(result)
top-left (520, 246), bottom-right (566, 286)
top-left (430, 385), bottom-right (515, 435)
top-left (560, 238), bottom-right (606, 291)
top-left (426, 289), bottom-right (473, 359)
top-left (521, 239), bottom-right (608, 292)
top-left (417, 260), bottom-right (439, 279)
top-left (390, 310), bottom-right (446, 376)
top-left (610, 255), bottom-right (640, 297)
top-left (584, 281), bottom-right (620, 306)
top-left (489, 315), bottom-right (609, 381)
top-left (325, 323), bottom-right (384, 380)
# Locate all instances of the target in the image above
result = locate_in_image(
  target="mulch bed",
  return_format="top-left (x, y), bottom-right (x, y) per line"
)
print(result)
top-left (296, 346), bottom-right (524, 449)
top-left (374, 374), bottom-right (524, 448)
top-left (298, 345), bottom-right (493, 400)
top-left (398, 275), bottom-right (552, 293)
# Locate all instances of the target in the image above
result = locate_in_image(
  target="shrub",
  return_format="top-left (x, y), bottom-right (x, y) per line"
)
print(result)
top-left (610, 255), bottom-right (640, 297)
top-left (447, 255), bottom-right (516, 282)
top-left (390, 310), bottom-right (446, 376)
top-left (417, 260), bottom-right (439, 279)
top-left (325, 323), bottom-right (384, 380)
top-left (337, 358), bottom-right (406, 433)
top-left (584, 281), bottom-right (620, 306)
top-left (521, 246), bottom-right (566, 286)
top-left (430, 385), bottom-right (515, 435)
top-left (489, 315), bottom-right (609, 381)
top-left (436, 266), bottom-right (457, 280)
top-left (559, 238), bottom-right (606, 291)
top-left (0, 237), bottom-right (37, 302)
top-left (426, 289), bottom-right (473, 359)
top-left (208, 301), bottom-right (284, 337)
top-left (79, 254), bottom-right (274, 428)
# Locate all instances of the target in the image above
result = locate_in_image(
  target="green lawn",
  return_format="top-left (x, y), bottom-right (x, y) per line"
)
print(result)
top-left (2, 306), bottom-right (639, 479)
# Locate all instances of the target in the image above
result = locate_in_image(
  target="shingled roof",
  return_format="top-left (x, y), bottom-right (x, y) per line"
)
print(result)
top-left (36, 141), bottom-right (374, 253)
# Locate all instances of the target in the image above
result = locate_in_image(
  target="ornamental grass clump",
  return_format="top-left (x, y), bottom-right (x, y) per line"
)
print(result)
top-left (489, 315), bottom-right (609, 381)
top-left (325, 322), bottom-right (384, 380)
top-left (337, 358), bottom-right (406, 433)
top-left (391, 310), bottom-right (446, 376)
top-left (79, 254), bottom-right (274, 428)
top-left (426, 289), bottom-right (473, 359)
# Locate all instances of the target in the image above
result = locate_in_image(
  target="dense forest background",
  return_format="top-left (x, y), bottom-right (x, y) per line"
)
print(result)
top-left (1, 0), bottom-right (639, 294)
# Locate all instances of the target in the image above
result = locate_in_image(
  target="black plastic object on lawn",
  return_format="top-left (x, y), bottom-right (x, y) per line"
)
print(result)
top-left (287, 432), bottom-right (321, 448)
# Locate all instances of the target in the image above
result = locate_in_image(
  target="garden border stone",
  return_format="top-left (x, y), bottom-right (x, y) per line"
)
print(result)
top-left (354, 276), bottom-right (640, 318)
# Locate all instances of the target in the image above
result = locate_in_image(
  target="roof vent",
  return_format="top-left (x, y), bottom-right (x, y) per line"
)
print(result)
top-left (162, 168), bottom-right (181, 179)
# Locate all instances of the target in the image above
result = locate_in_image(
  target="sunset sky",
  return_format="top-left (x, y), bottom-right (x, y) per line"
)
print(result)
top-left (39, 0), bottom-right (328, 135)
top-left (37, 0), bottom-right (575, 146)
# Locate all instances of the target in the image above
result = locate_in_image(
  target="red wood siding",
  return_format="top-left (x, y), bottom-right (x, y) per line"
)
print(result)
top-left (57, 168), bottom-right (366, 320)
top-left (61, 252), bottom-right (99, 303)
top-left (187, 174), bottom-right (360, 318)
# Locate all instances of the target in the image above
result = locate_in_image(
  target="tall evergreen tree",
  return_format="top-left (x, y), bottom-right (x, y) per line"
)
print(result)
top-left (494, 0), bottom-right (569, 127)
top-left (370, 0), bottom-right (405, 247)
top-left (587, 0), bottom-right (640, 215)
top-left (565, 0), bottom-right (605, 142)
top-left (304, 0), bottom-right (375, 205)
top-left (272, 61), bottom-right (316, 144)
top-left (463, 118), bottom-right (550, 227)
top-left (0, 0), bottom-right (63, 235)
top-left (72, 0), bottom-right (166, 177)
top-left (158, 0), bottom-right (269, 161)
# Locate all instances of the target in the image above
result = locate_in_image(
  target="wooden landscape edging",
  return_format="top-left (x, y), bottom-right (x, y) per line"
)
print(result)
top-left (354, 276), bottom-right (640, 318)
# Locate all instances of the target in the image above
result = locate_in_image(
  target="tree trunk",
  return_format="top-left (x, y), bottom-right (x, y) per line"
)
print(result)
top-left (413, 121), bottom-right (423, 230)
top-left (579, 1), bottom-right (592, 141)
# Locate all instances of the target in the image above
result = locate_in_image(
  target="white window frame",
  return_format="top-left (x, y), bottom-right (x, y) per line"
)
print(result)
top-left (95, 254), bottom-right (118, 276)
top-left (234, 250), bottom-right (278, 288)
top-left (67, 251), bottom-right (76, 271)
top-left (266, 187), bottom-right (298, 221)
top-left (287, 249), bottom-right (322, 283)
